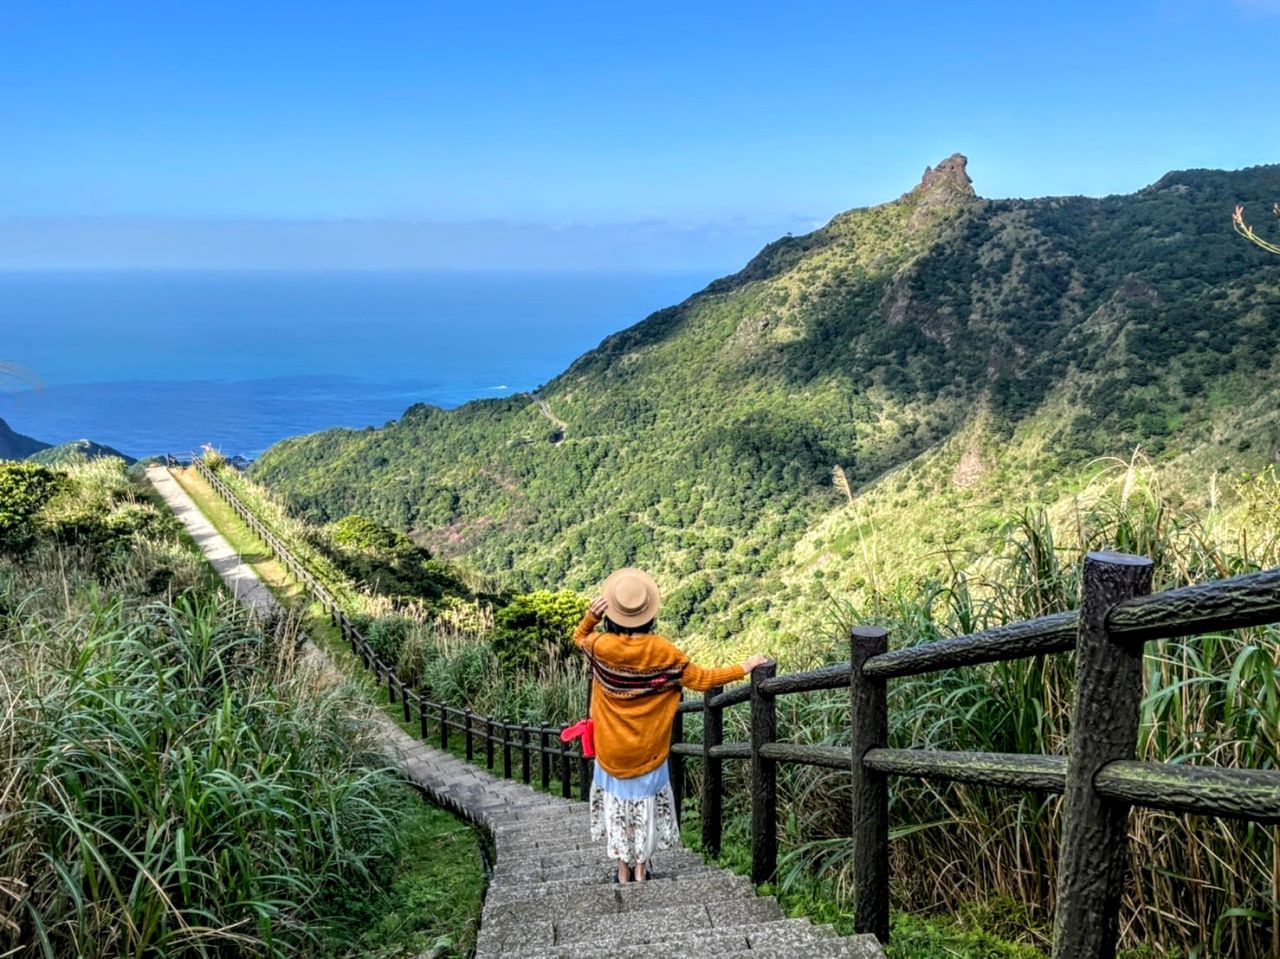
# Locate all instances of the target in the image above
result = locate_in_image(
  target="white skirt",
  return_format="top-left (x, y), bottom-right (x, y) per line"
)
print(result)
top-left (588, 763), bottom-right (681, 867)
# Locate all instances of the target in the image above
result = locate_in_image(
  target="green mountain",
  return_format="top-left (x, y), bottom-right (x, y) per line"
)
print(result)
top-left (251, 156), bottom-right (1280, 654)
top-left (0, 417), bottom-right (51, 460)
top-left (27, 438), bottom-right (136, 466)
top-left (0, 417), bottom-right (135, 466)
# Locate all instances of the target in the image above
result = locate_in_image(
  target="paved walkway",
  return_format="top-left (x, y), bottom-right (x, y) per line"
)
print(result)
top-left (147, 466), bottom-right (282, 617)
top-left (148, 466), bottom-right (884, 959)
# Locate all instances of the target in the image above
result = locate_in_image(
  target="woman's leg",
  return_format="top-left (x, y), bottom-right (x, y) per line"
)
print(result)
top-left (633, 858), bottom-right (647, 882)
top-left (615, 859), bottom-right (632, 883)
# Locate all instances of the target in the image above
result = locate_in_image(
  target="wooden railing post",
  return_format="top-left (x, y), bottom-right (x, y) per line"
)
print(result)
top-left (1054, 551), bottom-right (1153, 959)
top-left (464, 709), bottom-right (474, 761)
top-left (486, 717), bottom-right (495, 770)
top-left (539, 725), bottom-right (551, 790)
top-left (521, 724), bottom-right (531, 785)
top-left (419, 696), bottom-right (429, 740)
top-left (669, 706), bottom-right (684, 828)
top-left (750, 661), bottom-right (778, 885)
top-left (502, 723), bottom-right (512, 778)
top-left (559, 735), bottom-right (572, 799)
top-left (850, 625), bottom-right (890, 943)
top-left (439, 703), bottom-right (448, 750)
top-left (701, 685), bottom-right (725, 858)
top-left (401, 685), bottom-right (411, 723)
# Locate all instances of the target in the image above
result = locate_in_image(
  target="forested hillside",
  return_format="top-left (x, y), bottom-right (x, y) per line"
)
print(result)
top-left (252, 156), bottom-right (1280, 653)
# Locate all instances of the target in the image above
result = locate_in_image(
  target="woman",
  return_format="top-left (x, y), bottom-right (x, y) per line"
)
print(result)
top-left (572, 567), bottom-right (768, 883)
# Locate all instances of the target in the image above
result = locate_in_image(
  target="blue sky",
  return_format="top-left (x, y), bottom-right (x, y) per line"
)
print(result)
top-left (1, 0), bottom-right (1277, 269)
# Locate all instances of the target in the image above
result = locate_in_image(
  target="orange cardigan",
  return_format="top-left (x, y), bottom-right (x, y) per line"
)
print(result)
top-left (573, 612), bottom-right (746, 779)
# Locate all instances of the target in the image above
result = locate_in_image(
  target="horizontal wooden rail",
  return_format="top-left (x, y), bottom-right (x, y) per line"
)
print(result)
top-left (708, 685), bottom-right (751, 710)
top-left (759, 742), bottom-right (849, 769)
top-left (864, 748), bottom-right (1068, 793)
top-left (1109, 566), bottom-right (1280, 643)
top-left (1095, 761), bottom-right (1280, 823)
top-left (758, 662), bottom-right (850, 696)
top-left (862, 612), bottom-right (1078, 680)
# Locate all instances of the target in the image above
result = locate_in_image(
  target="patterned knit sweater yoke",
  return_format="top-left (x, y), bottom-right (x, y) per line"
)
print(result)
top-left (573, 613), bottom-right (746, 779)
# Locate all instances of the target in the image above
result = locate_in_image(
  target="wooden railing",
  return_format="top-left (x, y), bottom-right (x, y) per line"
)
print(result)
top-left (671, 556), bottom-right (1280, 958)
top-left (182, 454), bottom-right (1280, 959)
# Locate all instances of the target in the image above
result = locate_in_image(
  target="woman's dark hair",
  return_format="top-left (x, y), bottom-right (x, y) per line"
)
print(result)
top-left (604, 616), bottom-right (655, 636)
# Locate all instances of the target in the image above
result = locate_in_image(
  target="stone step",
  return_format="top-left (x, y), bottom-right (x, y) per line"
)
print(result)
top-left (726, 946), bottom-right (878, 959)
top-left (486, 855), bottom-right (716, 886)
top-left (511, 917), bottom-right (835, 959)
top-left (494, 829), bottom-right (597, 854)
top-left (557, 895), bottom-right (784, 943)
top-left (492, 843), bottom-right (708, 875)
top-left (478, 896), bottom-right (788, 956)
top-left (484, 869), bottom-right (752, 912)
top-left (490, 858), bottom-right (718, 890)
top-left (732, 935), bottom-right (885, 959)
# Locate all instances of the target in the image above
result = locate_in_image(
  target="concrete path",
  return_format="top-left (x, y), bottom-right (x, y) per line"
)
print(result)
top-left (147, 465), bottom-right (282, 617)
top-left (148, 466), bottom-right (884, 959)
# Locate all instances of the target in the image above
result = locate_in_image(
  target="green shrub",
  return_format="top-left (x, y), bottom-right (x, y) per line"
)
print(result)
top-left (360, 614), bottom-right (415, 665)
top-left (332, 513), bottom-right (408, 552)
top-left (490, 589), bottom-right (588, 672)
top-left (319, 514), bottom-right (470, 604)
top-left (0, 461), bottom-right (62, 554)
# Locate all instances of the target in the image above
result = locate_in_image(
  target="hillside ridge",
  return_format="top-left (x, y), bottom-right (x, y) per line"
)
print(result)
top-left (251, 155), bottom-right (1280, 652)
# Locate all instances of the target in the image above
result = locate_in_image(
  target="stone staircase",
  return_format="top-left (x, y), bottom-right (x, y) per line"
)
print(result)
top-left (384, 719), bottom-right (885, 959)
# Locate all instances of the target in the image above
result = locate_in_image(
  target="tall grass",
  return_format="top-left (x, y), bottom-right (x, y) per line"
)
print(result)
top-left (2, 590), bottom-right (407, 958)
top-left (392, 620), bottom-right (587, 726)
top-left (1, 460), bottom-right (410, 957)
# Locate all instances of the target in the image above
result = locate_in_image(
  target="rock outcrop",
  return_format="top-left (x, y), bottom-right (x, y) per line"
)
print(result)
top-left (913, 153), bottom-right (977, 201)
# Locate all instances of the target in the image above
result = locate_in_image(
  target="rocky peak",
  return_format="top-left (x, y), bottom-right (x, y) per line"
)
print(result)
top-left (903, 154), bottom-right (977, 230)
top-left (910, 153), bottom-right (977, 203)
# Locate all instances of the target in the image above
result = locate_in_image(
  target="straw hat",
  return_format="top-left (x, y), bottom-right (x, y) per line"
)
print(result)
top-left (601, 567), bottom-right (661, 629)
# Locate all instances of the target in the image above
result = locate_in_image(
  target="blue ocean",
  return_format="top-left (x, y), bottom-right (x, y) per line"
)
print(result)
top-left (0, 270), bottom-right (712, 460)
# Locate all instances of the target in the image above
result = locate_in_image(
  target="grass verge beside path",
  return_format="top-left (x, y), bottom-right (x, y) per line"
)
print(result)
top-left (171, 466), bottom-right (375, 679)
top-left (168, 465), bottom-right (487, 958)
